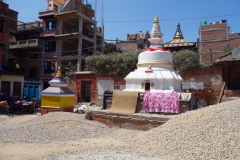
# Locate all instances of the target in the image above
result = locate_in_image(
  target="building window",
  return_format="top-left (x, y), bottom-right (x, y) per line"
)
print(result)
top-left (45, 41), bottom-right (56, 52)
top-left (44, 61), bottom-right (55, 73)
top-left (1, 81), bottom-right (10, 97)
top-left (29, 68), bottom-right (38, 79)
top-left (12, 82), bottom-right (21, 97)
top-left (46, 21), bottom-right (56, 30)
top-left (0, 17), bottom-right (4, 33)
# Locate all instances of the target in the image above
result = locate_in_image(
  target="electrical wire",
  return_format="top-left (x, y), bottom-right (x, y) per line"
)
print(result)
top-left (17, 9), bottom-right (240, 23)
top-left (3, 5), bottom-right (240, 54)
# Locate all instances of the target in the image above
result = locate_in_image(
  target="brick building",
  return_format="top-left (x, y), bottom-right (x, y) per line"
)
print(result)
top-left (0, 1), bottom-right (24, 99)
top-left (115, 31), bottom-right (150, 52)
top-left (0, 1), bottom-right (18, 65)
top-left (199, 20), bottom-right (240, 63)
top-left (180, 51), bottom-right (240, 107)
top-left (8, 21), bottom-right (43, 100)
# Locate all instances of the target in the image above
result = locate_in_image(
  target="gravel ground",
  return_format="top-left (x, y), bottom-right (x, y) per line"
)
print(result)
top-left (40, 149), bottom-right (161, 160)
top-left (0, 99), bottom-right (239, 159)
top-left (129, 99), bottom-right (240, 160)
top-left (0, 112), bottom-right (114, 143)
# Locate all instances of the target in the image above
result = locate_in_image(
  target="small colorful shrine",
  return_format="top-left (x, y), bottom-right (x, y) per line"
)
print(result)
top-left (41, 67), bottom-right (75, 115)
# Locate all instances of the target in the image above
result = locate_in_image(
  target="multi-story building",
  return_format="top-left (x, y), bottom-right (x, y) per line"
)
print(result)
top-left (0, 0), bottom-right (18, 65)
top-left (8, 21), bottom-right (43, 99)
top-left (38, 0), bottom-right (104, 90)
top-left (199, 20), bottom-right (240, 63)
top-left (0, 1), bottom-right (24, 99)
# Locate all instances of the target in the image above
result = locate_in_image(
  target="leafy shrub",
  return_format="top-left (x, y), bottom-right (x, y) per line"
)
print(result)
top-left (85, 50), bottom-right (141, 80)
top-left (173, 49), bottom-right (200, 71)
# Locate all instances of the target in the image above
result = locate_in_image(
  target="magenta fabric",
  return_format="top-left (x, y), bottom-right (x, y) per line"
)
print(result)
top-left (143, 92), bottom-right (180, 113)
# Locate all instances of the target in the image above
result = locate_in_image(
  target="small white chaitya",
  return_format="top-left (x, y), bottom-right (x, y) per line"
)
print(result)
top-left (124, 17), bottom-right (182, 93)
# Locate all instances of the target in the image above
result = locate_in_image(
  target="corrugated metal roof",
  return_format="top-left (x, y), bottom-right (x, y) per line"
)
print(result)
top-left (214, 52), bottom-right (240, 64)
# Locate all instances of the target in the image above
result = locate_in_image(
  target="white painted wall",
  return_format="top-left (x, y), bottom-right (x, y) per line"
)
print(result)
top-left (0, 74), bottom-right (24, 98)
top-left (97, 77), bottom-right (114, 99)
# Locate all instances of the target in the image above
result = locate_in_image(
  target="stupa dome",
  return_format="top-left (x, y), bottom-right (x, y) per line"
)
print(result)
top-left (124, 17), bottom-right (182, 92)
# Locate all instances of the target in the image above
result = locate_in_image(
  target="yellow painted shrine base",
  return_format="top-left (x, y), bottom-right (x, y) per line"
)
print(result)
top-left (41, 95), bottom-right (74, 109)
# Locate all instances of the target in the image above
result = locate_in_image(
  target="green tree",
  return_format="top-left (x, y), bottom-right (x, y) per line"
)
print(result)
top-left (222, 43), bottom-right (233, 54)
top-left (85, 50), bottom-right (141, 80)
top-left (173, 49), bottom-right (200, 71)
top-left (64, 63), bottom-right (77, 77)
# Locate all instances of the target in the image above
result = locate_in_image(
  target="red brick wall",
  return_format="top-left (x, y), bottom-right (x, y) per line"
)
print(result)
top-left (90, 113), bottom-right (166, 131)
top-left (8, 9), bottom-right (18, 32)
top-left (75, 73), bottom-right (97, 103)
top-left (116, 42), bottom-right (137, 52)
top-left (201, 23), bottom-right (228, 41)
top-left (180, 66), bottom-right (223, 106)
top-left (0, 49), bottom-right (2, 64)
top-left (200, 23), bottom-right (240, 63)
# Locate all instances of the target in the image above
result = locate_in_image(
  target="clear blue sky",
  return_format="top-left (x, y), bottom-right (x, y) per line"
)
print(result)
top-left (5, 0), bottom-right (240, 43)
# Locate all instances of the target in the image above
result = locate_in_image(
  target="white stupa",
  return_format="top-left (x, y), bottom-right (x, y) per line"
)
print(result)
top-left (124, 17), bottom-right (182, 92)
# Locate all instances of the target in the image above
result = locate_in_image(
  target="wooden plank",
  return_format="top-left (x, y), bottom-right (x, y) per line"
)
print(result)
top-left (218, 81), bottom-right (225, 103)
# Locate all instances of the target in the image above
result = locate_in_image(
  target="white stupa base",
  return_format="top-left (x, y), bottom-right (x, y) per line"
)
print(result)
top-left (124, 69), bottom-right (182, 93)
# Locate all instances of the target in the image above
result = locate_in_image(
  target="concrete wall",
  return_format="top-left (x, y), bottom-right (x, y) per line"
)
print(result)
top-left (0, 74), bottom-right (24, 98)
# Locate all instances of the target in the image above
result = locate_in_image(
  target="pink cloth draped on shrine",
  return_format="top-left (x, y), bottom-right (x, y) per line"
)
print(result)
top-left (143, 92), bottom-right (180, 113)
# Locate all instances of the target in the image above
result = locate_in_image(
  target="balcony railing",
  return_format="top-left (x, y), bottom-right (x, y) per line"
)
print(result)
top-left (39, 9), bottom-right (57, 18)
top-left (73, 0), bottom-right (94, 18)
top-left (9, 39), bottom-right (43, 49)
top-left (55, 28), bottom-right (79, 35)
top-left (39, 1), bottom-right (94, 19)
top-left (17, 21), bottom-right (43, 31)
top-left (62, 51), bottom-right (78, 57)
top-left (40, 29), bottom-right (56, 37)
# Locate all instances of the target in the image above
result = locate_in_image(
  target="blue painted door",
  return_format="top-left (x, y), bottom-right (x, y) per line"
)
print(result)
top-left (23, 84), bottom-right (40, 100)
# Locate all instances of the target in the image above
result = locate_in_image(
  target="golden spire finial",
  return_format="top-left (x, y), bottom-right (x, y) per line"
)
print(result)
top-left (148, 65), bottom-right (152, 69)
top-left (154, 17), bottom-right (159, 24)
top-left (173, 22), bottom-right (184, 39)
top-left (55, 66), bottom-right (62, 78)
